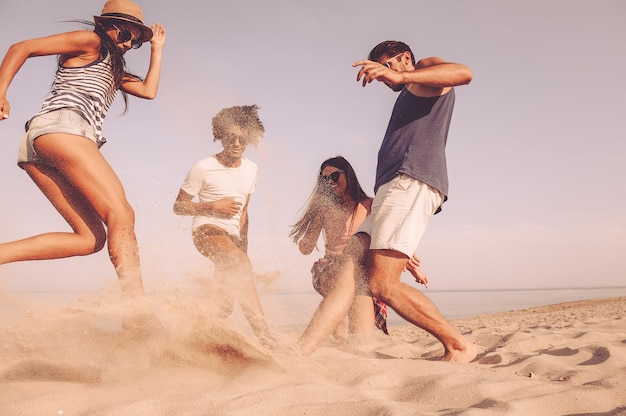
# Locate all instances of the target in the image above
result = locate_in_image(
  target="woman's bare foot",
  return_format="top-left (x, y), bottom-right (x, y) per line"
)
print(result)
top-left (121, 311), bottom-right (163, 335)
top-left (121, 297), bottom-right (163, 336)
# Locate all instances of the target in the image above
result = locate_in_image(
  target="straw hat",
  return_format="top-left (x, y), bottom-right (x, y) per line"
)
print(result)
top-left (94, 0), bottom-right (153, 43)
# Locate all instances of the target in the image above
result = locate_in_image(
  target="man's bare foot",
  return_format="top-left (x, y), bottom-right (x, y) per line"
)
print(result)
top-left (441, 340), bottom-right (477, 363)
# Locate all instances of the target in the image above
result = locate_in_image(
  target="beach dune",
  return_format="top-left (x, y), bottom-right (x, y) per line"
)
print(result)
top-left (0, 293), bottom-right (624, 416)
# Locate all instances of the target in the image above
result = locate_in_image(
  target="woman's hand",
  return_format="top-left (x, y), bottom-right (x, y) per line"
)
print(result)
top-left (405, 254), bottom-right (429, 288)
top-left (0, 96), bottom-right (10, 121)
top-left (150, 23), bottom-right (166, 50)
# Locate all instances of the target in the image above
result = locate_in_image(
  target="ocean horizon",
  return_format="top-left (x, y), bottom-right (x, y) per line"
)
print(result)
top-left (5, 286), bottom-right (626, 332)
top-left (258, 286), bottom-right (626, 330)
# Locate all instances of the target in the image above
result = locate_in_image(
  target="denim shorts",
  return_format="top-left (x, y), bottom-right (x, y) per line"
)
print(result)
top-left (356, 174), bottom-right (444, 258)
top-left (17, 109), bottom-right (100, 168)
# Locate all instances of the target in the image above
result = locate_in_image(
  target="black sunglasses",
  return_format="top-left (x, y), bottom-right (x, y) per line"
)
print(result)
top-left (113, 25), bottom-right (142, 49)
top-left (221, 132), bottom-right (249, 146)
top-left (320, 170), bottom-right (344, 183)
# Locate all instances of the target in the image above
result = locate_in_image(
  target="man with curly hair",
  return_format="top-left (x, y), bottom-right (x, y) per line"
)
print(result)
top-left (173, 105), bottom-right (275, 348)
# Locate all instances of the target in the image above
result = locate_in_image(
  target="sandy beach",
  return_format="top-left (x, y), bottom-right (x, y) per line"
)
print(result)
top-left (1, 292), bottom-right (625, 416)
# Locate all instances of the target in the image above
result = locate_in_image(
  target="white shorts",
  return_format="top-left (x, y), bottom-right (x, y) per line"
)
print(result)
top-left (356, 174), bottom-right (444, 258)
top-left (17, 109), bottom-right (99, 168)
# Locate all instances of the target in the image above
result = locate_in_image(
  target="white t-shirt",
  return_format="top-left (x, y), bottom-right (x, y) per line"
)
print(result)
top-left (180, 155), bottom-right (258, 238)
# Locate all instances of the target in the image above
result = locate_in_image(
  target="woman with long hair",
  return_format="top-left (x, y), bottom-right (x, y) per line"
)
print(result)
top-left (0, 0), bottom-right (166, 329)
top-left (290, 156), bottom-right (388, 347)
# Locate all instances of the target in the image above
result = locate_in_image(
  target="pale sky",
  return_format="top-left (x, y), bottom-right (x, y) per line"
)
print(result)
top-left (0, 0), bottom-right (624, 295)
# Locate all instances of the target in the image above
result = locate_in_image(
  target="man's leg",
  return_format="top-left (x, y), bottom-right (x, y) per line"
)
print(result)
top-left (193, 225), bottom-right (275, 346)
top-left (212, 268), bottom-right (236, 319)
top-left (367, 249), bottom-right (476, 363)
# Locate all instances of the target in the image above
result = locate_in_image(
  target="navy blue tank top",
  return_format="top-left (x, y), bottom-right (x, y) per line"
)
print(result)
top-left (375, 88), bottom-right (456, 204)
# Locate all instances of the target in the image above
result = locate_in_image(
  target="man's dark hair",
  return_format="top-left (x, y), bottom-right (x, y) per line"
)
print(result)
top-left (368, 40), bottom-right (415, 65)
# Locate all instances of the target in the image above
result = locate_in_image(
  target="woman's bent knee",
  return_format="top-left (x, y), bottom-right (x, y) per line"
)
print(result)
top-left (93, 232), bottom-right (107, 253)
top-left (104, 202), bottom-right (136, 229)
top-left (74, 233), bottom-right (107, 256)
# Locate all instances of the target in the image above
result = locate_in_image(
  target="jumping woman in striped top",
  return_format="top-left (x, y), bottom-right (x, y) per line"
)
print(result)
top-left (0, 0), bottom-right (165, 329)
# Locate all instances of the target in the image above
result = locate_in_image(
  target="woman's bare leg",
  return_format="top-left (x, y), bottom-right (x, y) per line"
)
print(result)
top-left (330, 316), bottom-right (348, 347)
top-left (26, 133), bottom-right (146, 298)
top-left (295, 234), bottom-right (370, 356)
top-left (0, 133), bottom-right (156, 330)
top-left (347, 295), bottom-right (376, 335)
top-left (296, 257), bottom-right (356, 356)
top-left (0, 162), bottom-right (106, 263)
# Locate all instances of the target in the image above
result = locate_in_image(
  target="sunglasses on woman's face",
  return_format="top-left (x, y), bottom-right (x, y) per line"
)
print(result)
top-left (113, 24), bottom-right (142, 49)
top-left (320, 170), bottom-right (344, 183)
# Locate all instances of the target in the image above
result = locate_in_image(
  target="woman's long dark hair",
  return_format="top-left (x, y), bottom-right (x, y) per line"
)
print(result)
top-left (68, 20), bottom-right (144, 113)
top-left (289, 156), bottom-right (369, 245)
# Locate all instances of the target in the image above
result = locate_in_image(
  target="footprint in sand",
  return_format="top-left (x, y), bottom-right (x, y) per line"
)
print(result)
top-left (578, 346), bottom-right (610, 365)
top-left (478, 353), bottom-right (503, 364)
top-left (1, 360), bottom-right (101, 383)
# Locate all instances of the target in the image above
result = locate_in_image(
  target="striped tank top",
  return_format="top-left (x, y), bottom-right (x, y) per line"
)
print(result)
top-left (33, 50), bottom-right (117, 145)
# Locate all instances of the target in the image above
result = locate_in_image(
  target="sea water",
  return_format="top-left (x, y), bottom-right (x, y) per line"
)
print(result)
top-left (3, 286), bottom-right (626, 332)
top-left (258, 286), bottom-right (626, 330)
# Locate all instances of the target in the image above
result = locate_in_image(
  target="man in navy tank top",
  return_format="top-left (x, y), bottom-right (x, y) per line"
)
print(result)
top-left (296, 41), bottom-right (477, 363)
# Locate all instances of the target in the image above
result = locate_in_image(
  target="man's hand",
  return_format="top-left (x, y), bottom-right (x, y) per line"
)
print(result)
top-left (405, 254), bottom-right (429, 288)
top-left (353, 59), bottom-right (404, 88)
top-left (206, 197), bottom-right (242, 218)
